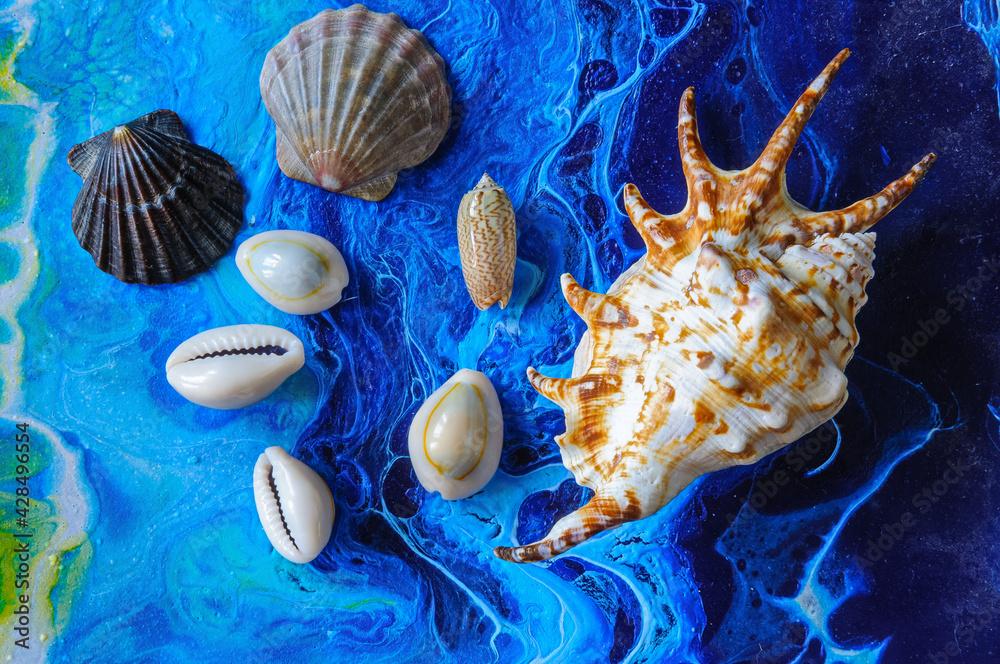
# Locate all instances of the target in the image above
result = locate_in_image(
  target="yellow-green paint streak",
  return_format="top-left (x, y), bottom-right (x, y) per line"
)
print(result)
top-left (0, 4), bottom-right (91, 660)
top-left (0, 26), bottom-right (35, 105)
top-left (0, 423), bottom-right (92, 660)
top-left (344, 597), bottom-right (397, 611)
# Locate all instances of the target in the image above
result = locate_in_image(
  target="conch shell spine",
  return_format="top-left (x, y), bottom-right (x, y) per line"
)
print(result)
top-left (495, 49), bottom-right (935, 563)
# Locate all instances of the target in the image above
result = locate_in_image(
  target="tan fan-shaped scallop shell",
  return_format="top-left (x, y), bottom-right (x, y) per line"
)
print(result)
top-left (494, 50), bottom-right (936, 563)
top-left (68, 110), bottom-right (244, 284)
top-left (259, 5), bottom-right (451, 201)
top-left (457, 173), bottom-right (517, 310)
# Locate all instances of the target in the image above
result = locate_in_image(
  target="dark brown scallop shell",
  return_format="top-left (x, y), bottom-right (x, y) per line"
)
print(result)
top-left (67, 110), bottom-right (244, 284)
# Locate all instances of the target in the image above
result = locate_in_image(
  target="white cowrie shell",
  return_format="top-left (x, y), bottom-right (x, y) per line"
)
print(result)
top-left (253, 446), bottom-right (335, 564)
top-left (236, 230), bottom-right (349, 315)
top-left (408, 369), bottom-right (503, 500)
top-left (165, 324), bottom-right (305, 409)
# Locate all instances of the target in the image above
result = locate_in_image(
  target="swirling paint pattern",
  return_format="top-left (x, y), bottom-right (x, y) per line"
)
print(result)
top-left (965, 0), bottom-right (1000, 110)
top-left (1, 1), bottom-right (999, 662)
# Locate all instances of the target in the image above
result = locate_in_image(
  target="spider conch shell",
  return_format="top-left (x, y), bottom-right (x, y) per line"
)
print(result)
top-left (457, 173), bottom-right (517, 310)
top-left (495, 50), bottom-right (936, 563)
top-left (259, 5), bottom-right (451, 201)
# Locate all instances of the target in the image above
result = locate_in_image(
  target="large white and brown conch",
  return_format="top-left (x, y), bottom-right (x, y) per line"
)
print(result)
top-left (495, 50), bottom-right (935, 563)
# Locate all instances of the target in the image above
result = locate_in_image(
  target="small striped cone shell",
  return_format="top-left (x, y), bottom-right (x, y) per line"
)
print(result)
top-left (457, 173), bottom-right (517, 310)
top-left (495, 49), bottom-right (936, 563)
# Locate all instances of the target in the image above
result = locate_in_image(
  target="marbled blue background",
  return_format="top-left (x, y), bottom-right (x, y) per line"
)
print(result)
top-left (1, 0), bottom-right (998, 662)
